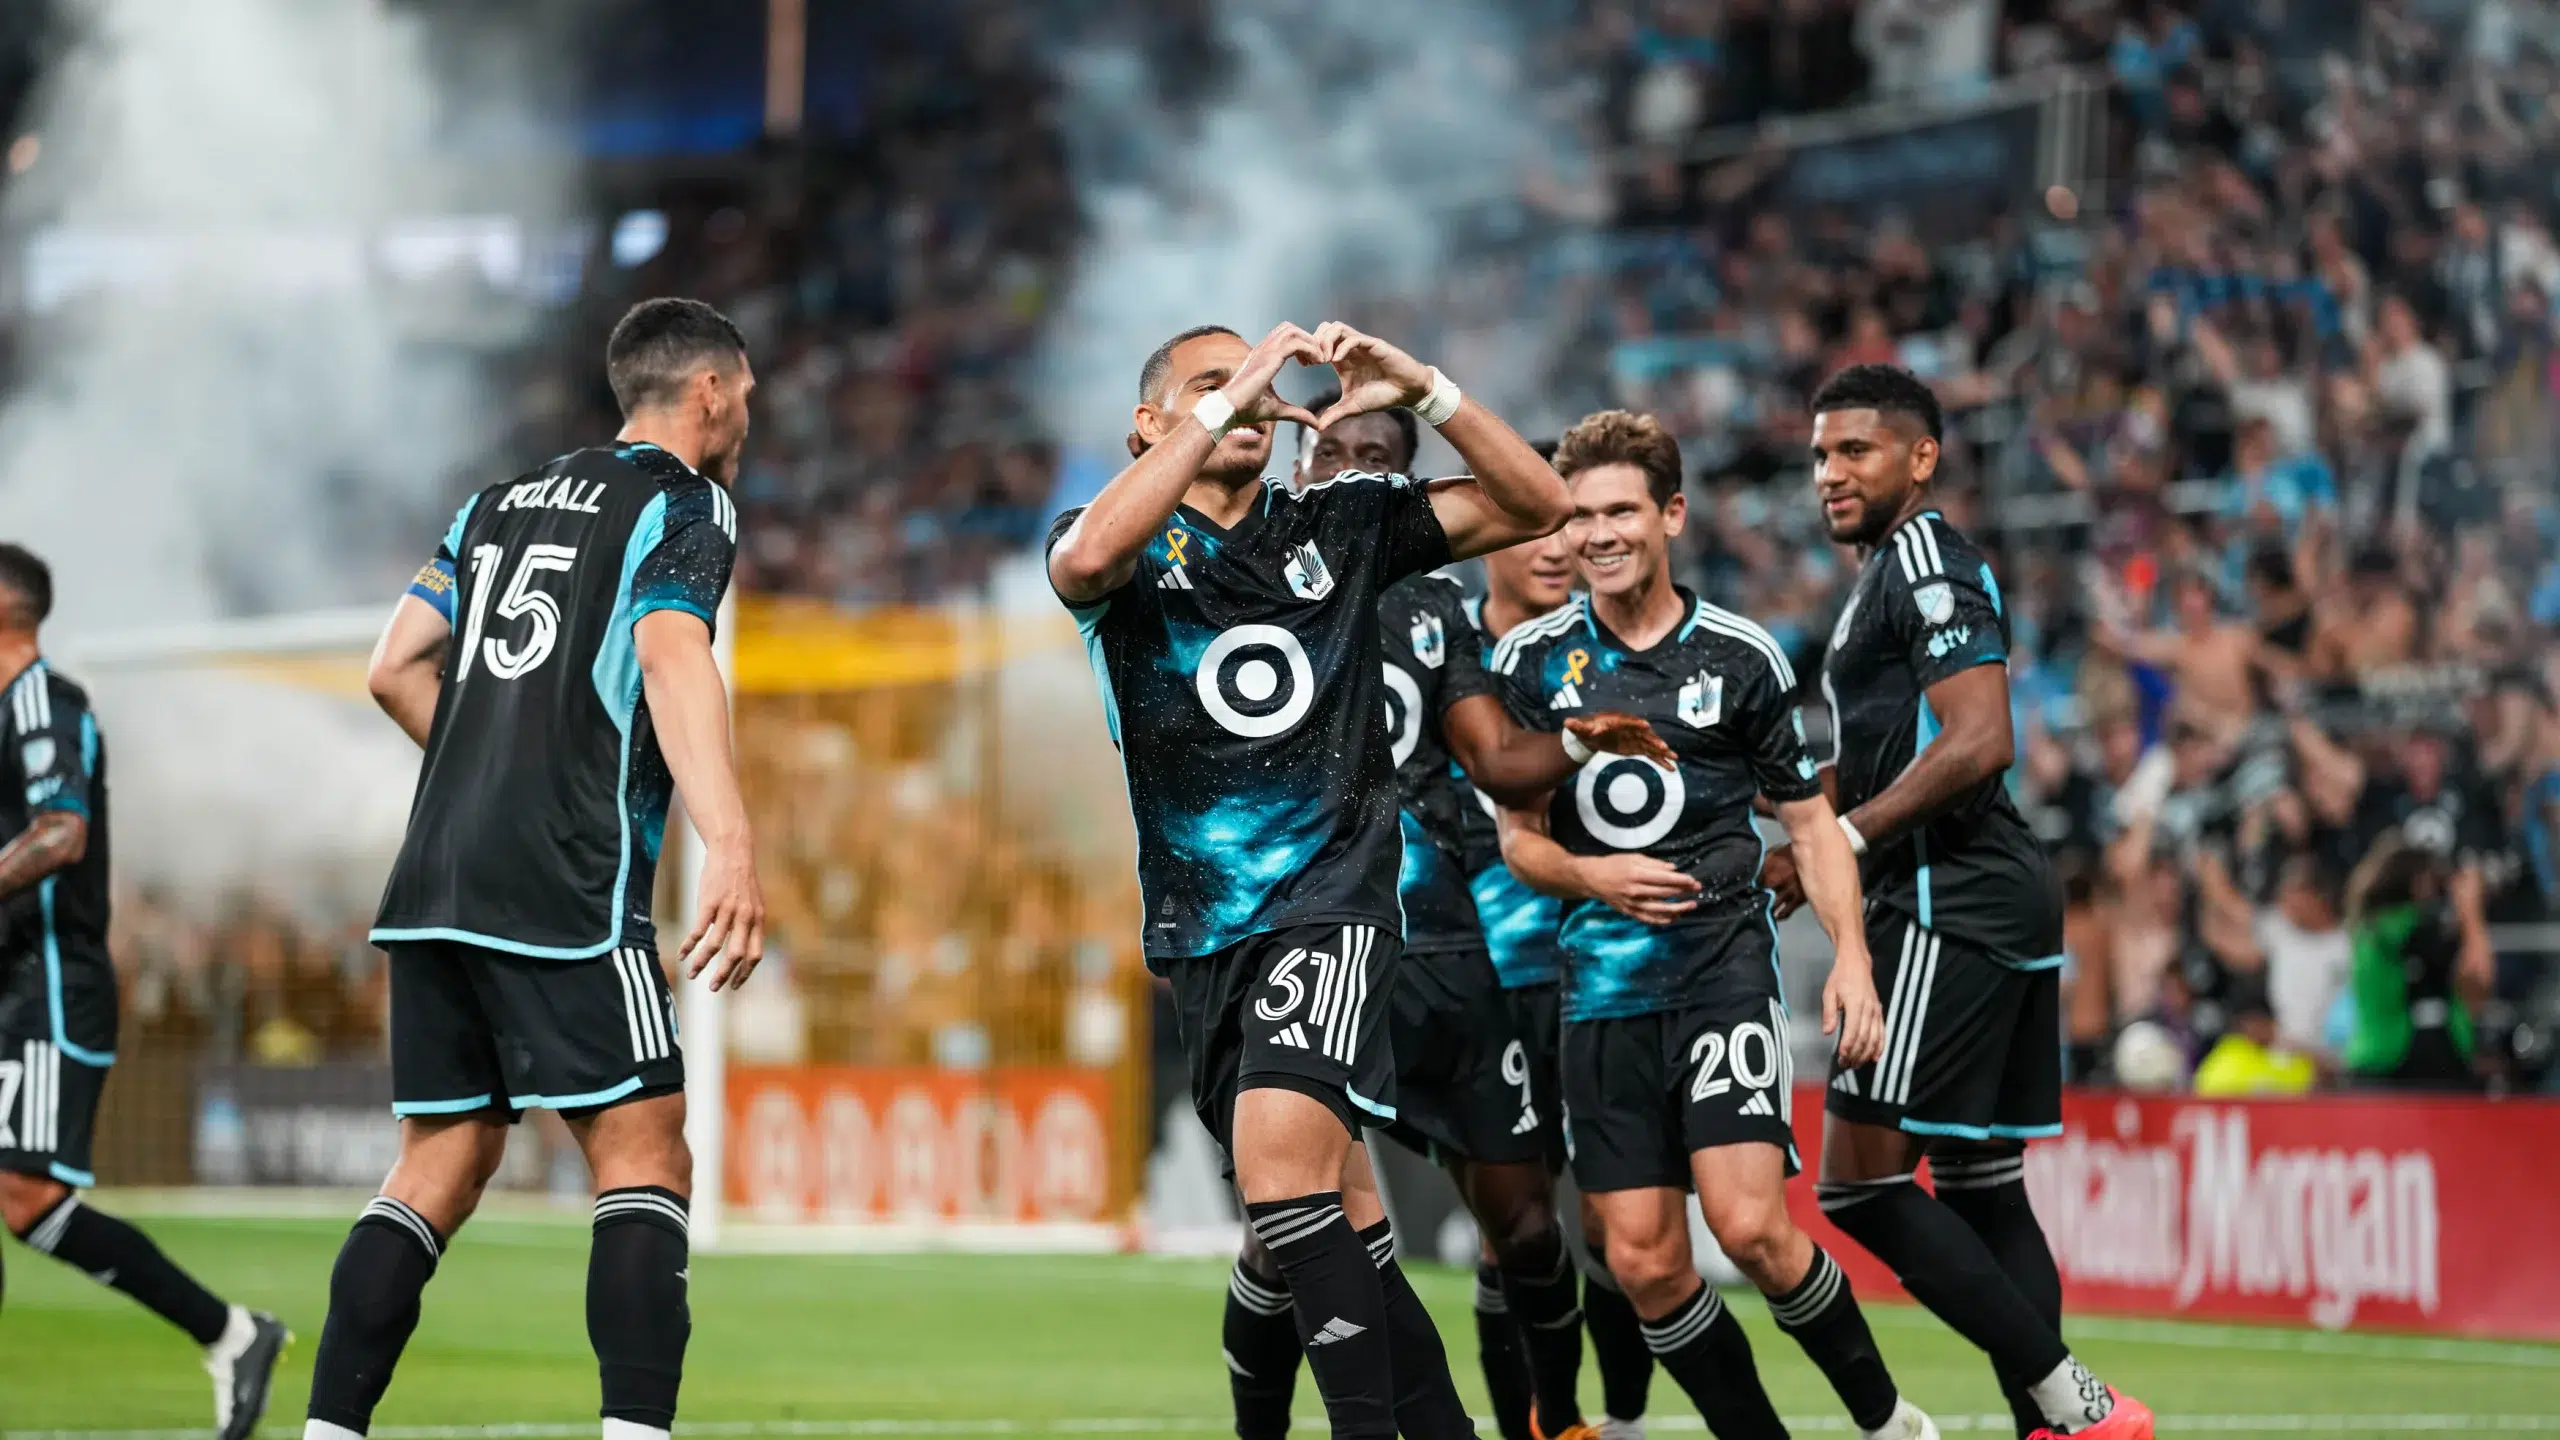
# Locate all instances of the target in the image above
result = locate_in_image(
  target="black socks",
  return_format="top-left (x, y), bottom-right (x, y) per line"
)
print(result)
top-left (1639, 1284), bottom-right (1787, 1440)
top-left (305, 1196), bottom-right (444, 1432)
top-left (18, 1193), bottom-right (230, 1345)
top-left (1246, 1193), bottom-right (1395, 1440)
top-left (1766, 1246), bottom-right (1897, 1433)
top-left (1473, 1262), bottom-right (1535, 1440)
top-left (1224, 1256), bottom-right (1302, 1440)
top-left (588, 1186), bottom-right (691, 1431)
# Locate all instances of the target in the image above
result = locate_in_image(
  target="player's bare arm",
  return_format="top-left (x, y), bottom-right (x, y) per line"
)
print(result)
top-left (635, 607), bottom-right (764, 991)
top-left (0, 808), bottom-right (84, 899)
top-left (1767, 662), bottom-right (2010, 917)
top-left (1770, 792), bottom-right (1885, 1067)
top-left (1443, 693), bottom-right (1674, 806)
top-left (1495, 795), bottom-right (1699, 924)
top-left (367, 594), bottom-right (451, 749)
top-left (1304, 322), bottom-right (1568, 559)
top-left (1048, 323), bottom-right (1322, 602)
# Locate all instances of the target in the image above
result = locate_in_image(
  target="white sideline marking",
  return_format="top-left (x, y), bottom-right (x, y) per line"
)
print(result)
top-left (9, 1415), bottom-right (2560, 1439)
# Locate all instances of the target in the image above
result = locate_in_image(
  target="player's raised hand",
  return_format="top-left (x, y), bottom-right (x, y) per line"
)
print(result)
top-left (1309, 323), bottom-right (1435, 429)
top-left (682, 841), bottom-right (766, 991)
top-left (1223, 322), bottom-right (1324, 429)
top-left (1566, 711), bottom-right (1679, 771)
top-left (1822, 944), bottom-right (1887, 1069)
top-left (1759, 841), bottom-right (1806, 918)
top-left (1578, 852), bottom-right (1701, 927)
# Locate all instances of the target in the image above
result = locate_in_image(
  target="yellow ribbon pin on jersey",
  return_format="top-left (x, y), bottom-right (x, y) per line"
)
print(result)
top-left (1563, 648), bottom-right (1591, 686)
top-left (1165, 527), bottom-right (1191, 565)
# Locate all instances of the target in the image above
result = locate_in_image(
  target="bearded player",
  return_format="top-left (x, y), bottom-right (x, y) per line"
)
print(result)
top-left (1051, 322), bottom-right (1568, 1439)
top-left (1763, 364), bottom-right (2153, 1440)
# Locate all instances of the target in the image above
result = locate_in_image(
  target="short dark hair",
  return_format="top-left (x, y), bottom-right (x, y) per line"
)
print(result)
top-left (605, 298), bottom-right (748, 416)
top-left (1302, 389), bottom-right (1418, 471)
top-left (0, 544), bottom-right (52, 627)
top-left (2245, 543), bottom-right (2295, 590)
top-left (1138, 324), bottom-right (1241, 407)
top-left (1810, 363), bottom-right (1944, 441)
top-left (1554, 409), bottom-right (1682, 506)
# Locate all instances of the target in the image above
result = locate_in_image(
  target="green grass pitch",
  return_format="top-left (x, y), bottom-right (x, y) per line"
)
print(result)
top-left (2, 1209), bottom-right (2556, 1437)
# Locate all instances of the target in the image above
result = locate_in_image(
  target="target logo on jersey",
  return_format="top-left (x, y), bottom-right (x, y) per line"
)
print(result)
top-left (1380, 663), bottom-right (1424, 766)
top-left (1196, 624), bottom-right (1315, 739)
top-left (1574, 753), bottom-right (1687, 849)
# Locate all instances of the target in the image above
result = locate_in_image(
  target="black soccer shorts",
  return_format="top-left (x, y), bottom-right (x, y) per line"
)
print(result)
top-left (1561, 989), bottom-right (1799, 1194)
top-left (0, 947), bottom-right (117, 1187)
top-left (1504, 979), bottom-right (1568, 1173)
top-left (1164, 920), bottom-right (1400, 1159)
top-left (387, 940), bottom-right (683, 1120)
top-left (1377, 948), bottom-right (1548, 1167)
top-left (1824, 907), bottom-right (2063, 1142)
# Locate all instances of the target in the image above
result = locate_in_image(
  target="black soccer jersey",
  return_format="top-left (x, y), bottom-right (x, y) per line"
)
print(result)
top-left (1821, 509), bottom-right (2060, 962)
top-left (1493, 590), bottom-right (1821, 1021)
top-left (1052, 471), bottom-right (1452, 963)
top-left (373, 442), bottom-right (738, 959)
top-left (0, 663), bottom-right (111, 973)
top-left (1455, 598), bottom-right (1564, 989)
top-left (1379, 573), bottom-right (1492, 954)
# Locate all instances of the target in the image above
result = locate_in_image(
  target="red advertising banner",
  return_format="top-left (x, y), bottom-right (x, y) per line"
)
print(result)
top-left (726, 1066), bottom-right (1117, 1226)
top-left (1784, 1086), bottom-right (2560, 1340)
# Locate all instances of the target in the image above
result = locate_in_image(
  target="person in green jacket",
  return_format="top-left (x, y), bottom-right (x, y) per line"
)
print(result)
top-left (2341, 834), bottom-right (2492, 1089)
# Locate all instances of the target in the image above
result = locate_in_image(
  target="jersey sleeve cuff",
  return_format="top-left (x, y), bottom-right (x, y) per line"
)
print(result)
top-left (630, 596), bottom-right (716, 628)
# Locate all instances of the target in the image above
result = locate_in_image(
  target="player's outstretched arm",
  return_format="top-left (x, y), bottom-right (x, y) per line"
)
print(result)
top-left (1444, 694), bottom-right (1675, 806)
top-left (1838, 662), bottom-right (2014, 854)
top-left (367, 595), bottom-right (452, 749)
top-left (1771, 792), bottom-right (1885, 1069)
top-left (1305, 323), bottom-right (1568, 560)
top-left (1496, 796), bottom-right (1699, 924)
top-left (635, 609), bottom-right (765, 992)
top-left (1049, 322), bottom-right (1321, 603)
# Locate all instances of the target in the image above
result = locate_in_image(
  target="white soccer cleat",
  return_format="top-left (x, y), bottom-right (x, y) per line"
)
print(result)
top-left (1596, 1417), bottom-right (1647, 1440)
top-left (1860, 1398), bottom-right (1939, 1440)
top-left (206, 1305), bottom-right (290, 1440)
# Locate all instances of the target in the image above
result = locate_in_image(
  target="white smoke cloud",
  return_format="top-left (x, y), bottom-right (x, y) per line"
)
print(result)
top-left (0, 0), bottom-right (567, 919)
top-left (1033, 2), bottom-right (1598, 467)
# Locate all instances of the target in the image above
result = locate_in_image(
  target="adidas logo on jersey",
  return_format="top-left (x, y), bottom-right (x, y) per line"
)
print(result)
top-left (1285, 541), bottom-right (1336, 601)
top-left (1832, 1071), bottom-right (1860, 1095)
top-left (1549, 682), bottom-right (1582, 710)
top-left (1307, 1317), bottom-right (1369, 1346)
top-left (1511, 1106), bottom-right (1540, 1136)
top-left (1739, 1092), bottom-right (1775, 1116)
top-left (1269, 1023), bottom-right (1311, 1049)
top-left (1157, 566), bottom-right (1194, 590)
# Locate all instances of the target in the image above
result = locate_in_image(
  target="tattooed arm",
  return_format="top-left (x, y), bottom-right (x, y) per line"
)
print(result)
top-left (0, 810), bottom-right (85, 901)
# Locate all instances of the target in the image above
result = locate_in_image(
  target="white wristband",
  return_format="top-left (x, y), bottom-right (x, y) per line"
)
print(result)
top-left (1838, 814), bottom-right (1869, 857)
top-left (1191, 389), bottom-right (1239, 439)
top-left (1410, 367), bottom-right (1463, 427)
top-left (1560, 728), bottom-right (1595, 765)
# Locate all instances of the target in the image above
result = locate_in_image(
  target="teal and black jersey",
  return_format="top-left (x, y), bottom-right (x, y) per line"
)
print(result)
top-left (1454, 597), bottom-right (1562, 989)
top-left (1052, 471), bottom-right (1452, 965)
top-left (1493, 590), bottom-right (1819, 1021)
top-left (373, 442), bottom-right (737, 959)
top-left (1821, 510), bottom-right (2060, 964)
top-left (1379, 573), bottom-right (1491, 954)
top-left (0, 662), bottom-right (109, 968)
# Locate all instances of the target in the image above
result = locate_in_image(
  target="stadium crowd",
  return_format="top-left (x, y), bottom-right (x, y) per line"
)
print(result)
top-left (60, 0), bottom-right (2560, 1100)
